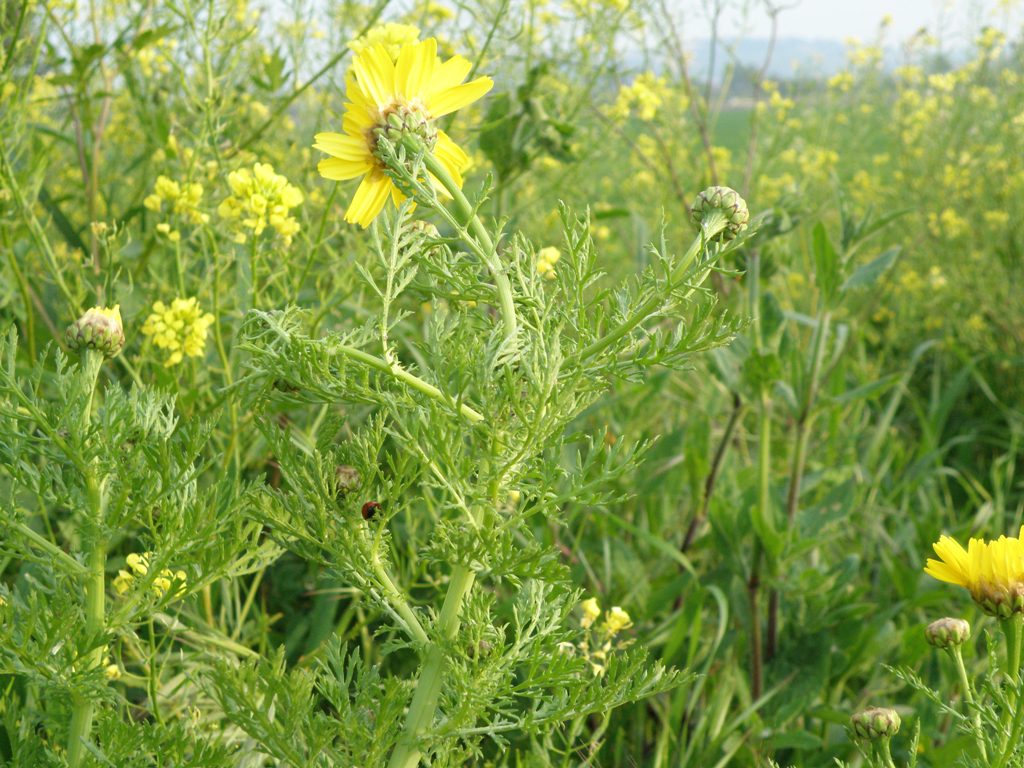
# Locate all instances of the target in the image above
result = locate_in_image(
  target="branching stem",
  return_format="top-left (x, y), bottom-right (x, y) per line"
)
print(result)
top-left (576, 212), bottom-right (727, 362)
top-left (419, 151), bottom-right (519, 350)
top-left (387, 565), bottom-right (476, 768)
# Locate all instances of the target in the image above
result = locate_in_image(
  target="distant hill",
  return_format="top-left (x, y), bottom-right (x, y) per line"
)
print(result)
top-left (681, 37), bottom-right (890, 81)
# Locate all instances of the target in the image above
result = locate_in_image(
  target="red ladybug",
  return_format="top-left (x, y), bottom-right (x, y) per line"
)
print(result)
top-left (361, 501), bottom-right (381, 520)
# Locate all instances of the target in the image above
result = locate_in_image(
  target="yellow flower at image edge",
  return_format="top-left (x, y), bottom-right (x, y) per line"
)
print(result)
top-left (314, 38), bottom-right (493, 227)
top-left (141, 297), bottom-right (215, 367)
top-left (925, 526), bottom-right (1024, 617)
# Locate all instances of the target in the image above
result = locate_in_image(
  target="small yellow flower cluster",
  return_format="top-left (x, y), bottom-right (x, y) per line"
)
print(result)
top-left (536, 246), bottom-right (561, 280)
top-left (348, 22), bottom-right (420, 60)
top-left (217, 163), bottom-right (303, 245)
top-left (134, 37), bottom-right (178, 78)
top-left (828, 72), bottom-right (854, 93)
top-left (611, 72), bottom-right (671, 122)
top-left (414, 0), bottom-right (454, 21)
top-left (966, 313), bottom-right (986, 332)
top-left (141, 297), bottom-right (215, 367)
top-left (571, 597), bottom-right (633, 675)
top-left (144, 175), bottom-right (207, 242)
top-left (927, 208), bottom-right (969, 240)
top-left (104, 658), bottom-right (121, 680)
top-left (113, 552), bottom-right (187, 598)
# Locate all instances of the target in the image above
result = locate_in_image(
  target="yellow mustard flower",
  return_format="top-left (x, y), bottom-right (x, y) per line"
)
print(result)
top-left (141, 297), bottom-right (215, 367)
top-left (580, 597), bottom-right (601, 628)
top-left (604, 606), bottom-right (633, 635)
top-left (611, 72), bottom-right (668, 121)
top-left (143, 175), bottom-right (207, 226)
top-left (537, 246), bottom-right (561, 280)
top-left (925, 526), bottom-right (1024, 617)
top-left (348, 22), bottom-right (420, 60)
top-left (114, 552), bottom-right (187, 598)
top-left (217, 162), bottom-right (303, 244)
top-left (313, 37), bottom-right (493, 227)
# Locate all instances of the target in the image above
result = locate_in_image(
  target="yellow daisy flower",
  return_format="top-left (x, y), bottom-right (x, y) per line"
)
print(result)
top-left (314, 38), bottom-right (493, 227)
top-left (925, 526), bottom-right (1024, 617)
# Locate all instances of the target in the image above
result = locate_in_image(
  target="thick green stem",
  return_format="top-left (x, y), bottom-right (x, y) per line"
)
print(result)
top-left (950, 646), bottom-right (987, 763)
top-left (576, 211), bottom-right (727, 362)
top-left (995, 615), bottom-right (1024, 766)
top-left (420, 152), bottom-right (518, 349)
top-left (878, 737), bottom-right (897, 768)
top-left (994, 683), bottom-right (1024, 768)
top-left (67, 352), bottom-right (107, 767)
top-left (387, 565), bottom-right (476, 768)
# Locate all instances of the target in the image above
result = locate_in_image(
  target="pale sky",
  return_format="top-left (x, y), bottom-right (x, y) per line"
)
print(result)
top-left (718, 0), bottom-right (1021, 43)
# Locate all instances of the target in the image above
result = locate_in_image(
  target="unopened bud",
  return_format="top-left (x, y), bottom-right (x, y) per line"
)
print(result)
top-left (334, 465), bottom-right (361, 498)
top-left (691, 185), bottom-right (749, 241)
top-left (926, 617), bottom-right (970, 649)
top-left (851, 707), bottom-right (901, 740)
top-left (65, 305), bottom-right (125, 358)
top-left (373, 104), bottom-right (438, 163)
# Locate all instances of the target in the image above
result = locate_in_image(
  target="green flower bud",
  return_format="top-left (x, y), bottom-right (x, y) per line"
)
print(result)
top-left (976, 584), bottom-right (1024, 619)
top-left (335, 465), bottom-right (361, 498)
top-left (925, 617), bottom-right (971, 649)
top-left (373, 104), bottom-right (438, 161)
top-left (65, 305), bottom-right (125, 358)
top-left (851, 707), bottom-right (901, 740)
top-left (691, 185), bottom-right (749, 241)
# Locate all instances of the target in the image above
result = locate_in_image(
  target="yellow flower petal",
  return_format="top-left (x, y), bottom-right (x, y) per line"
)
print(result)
top-left (435, 131), bottom-right (469, 186)
top-left (428, 76), bottom-right (493, 118)
top-left (318, 157), bottom-right (373, 181)
top-left (352, 43), bottom-right (396, 106)
top-left (426, 55), bottom-right (473, 97)
top-left (396, 38), bottom-right (437, 98)
top-left (924, 559), bottom-right (969, 586)
top-left (345, 173), bottom-right (392, 228)
top-left (313, 132), bottom-right (372, 161)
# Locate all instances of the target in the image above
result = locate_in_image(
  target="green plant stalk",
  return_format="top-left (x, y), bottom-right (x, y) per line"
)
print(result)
top-left (767, 309), bottom-right (831, 659)
top-left (577, 211), bottom-right (728, 363)
top-left (387, 565), bottom-right (476, 768)
top-left (994, 674), bottom-right (1024, 768)
top-left (878, 737), bottom-right (897, 768)
top-left (747, 251), bottom-right (772, 698)
top-left (995, 614), bottom-right (1024, 766)
top-left (67, 351), bottom-right (107, 767)
top-left (950, 646), bottom-right (987, 762)
top-left (2, 227), bottom-right (38, 359)
top-left (0, 144), bottom-right (80, 315)
top-left (328, 340), bottom-right (485, 424)
top-left (371, 556), bottom-right (429, 646)
top-left (8, 518), bottom-right (86, 576)
top-left (419, 151), bottom-right (518, 349)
